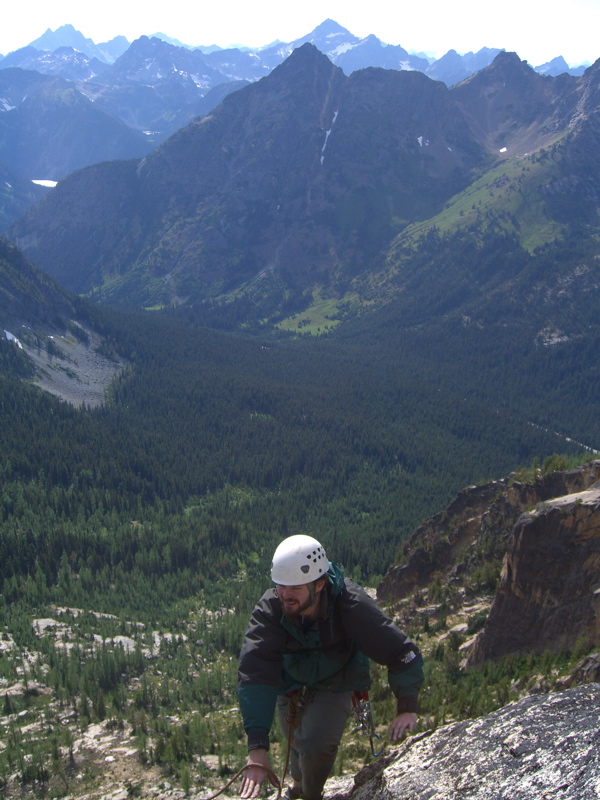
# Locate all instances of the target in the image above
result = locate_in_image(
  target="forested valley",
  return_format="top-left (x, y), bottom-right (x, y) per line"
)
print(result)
top-left (1, 261), bottom-right (599, 795)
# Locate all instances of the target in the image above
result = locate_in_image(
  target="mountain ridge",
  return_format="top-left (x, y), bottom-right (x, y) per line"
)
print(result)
top-left (26, 23), bottom-right (129, 64)
top-left (9, 46), bottom-right (600, 328)
top-left (0, 67), bottom-right (152, 181)
top-left (1, 19), bottom-right (589, 100)
top-left (9, 44), bottom-right (486, 306)
top-left (0, 19), bottom-right (592, 202)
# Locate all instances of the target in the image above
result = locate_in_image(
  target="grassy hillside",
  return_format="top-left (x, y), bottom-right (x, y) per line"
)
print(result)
top-left (390, 149), bottom-right (567, 253)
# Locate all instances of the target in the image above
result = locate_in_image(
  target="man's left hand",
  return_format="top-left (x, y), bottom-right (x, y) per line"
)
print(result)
top-left (389, 711), bottom-right (417, 742)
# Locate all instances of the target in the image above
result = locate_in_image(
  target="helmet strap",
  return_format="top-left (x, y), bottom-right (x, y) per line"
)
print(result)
top-left (307, 577), bottom-right (326, 607)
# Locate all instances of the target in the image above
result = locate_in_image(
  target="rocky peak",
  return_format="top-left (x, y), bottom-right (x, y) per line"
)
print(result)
top-left (303, 19), bottom-right (354, 40)
top-left (451, 50), bottom-right (572, 155)
top-left (264, 41), bottom-right (343, 85)
top-left (96, 35), bottom-right (218, 87)
top-left (536, 55), bottom-right (571, 76)
top-left (452, 50), bottom-right (539, 98)
top-left (289, 19), bottom-right (359, 58)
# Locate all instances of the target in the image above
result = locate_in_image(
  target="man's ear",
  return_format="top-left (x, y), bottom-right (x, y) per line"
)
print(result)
top-left (314, 577), bottom-right (327, 593)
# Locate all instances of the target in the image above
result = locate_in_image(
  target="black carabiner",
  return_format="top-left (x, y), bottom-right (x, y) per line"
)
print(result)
top-left (370, 732), bottom-right (384, 758)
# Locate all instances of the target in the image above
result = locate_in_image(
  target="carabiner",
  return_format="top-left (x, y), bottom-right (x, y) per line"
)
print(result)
top-left (370, 732), bottom-right (384, 758)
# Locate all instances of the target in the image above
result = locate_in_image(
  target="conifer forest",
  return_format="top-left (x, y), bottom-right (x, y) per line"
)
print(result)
top-left (1, 259), bottom-right (599, 794)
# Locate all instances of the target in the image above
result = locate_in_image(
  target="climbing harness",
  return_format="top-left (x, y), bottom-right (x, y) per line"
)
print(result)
top-left (351, 690), bottom-right (384, 757)
top-left (206, 687), bottom-right (381, 799)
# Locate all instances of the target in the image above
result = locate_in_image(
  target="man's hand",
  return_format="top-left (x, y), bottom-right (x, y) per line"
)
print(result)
top-left (240, 748), bottom-right (274, 799)
top-left (389, 712), bottom-right (417, 742)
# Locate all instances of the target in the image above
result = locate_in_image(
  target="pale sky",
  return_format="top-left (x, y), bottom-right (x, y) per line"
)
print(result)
top-left (3, 0), bottom-right (599, 67)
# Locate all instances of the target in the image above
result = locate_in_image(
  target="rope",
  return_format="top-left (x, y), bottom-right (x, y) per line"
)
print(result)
top-left (202, 761), bottom-right (281, 800)
top-left (280, 688), bottom-right (302, 791)
top-left (202, 689), bottom-right (303, 800)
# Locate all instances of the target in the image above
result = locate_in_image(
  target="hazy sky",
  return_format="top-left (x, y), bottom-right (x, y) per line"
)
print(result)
top-left (3, 0), bottom-right (598, 67)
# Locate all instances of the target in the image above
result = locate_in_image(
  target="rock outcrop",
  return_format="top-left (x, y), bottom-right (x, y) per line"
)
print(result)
top-left (468, 479), bottom-right (600, 665)
top-left (378, 461), bottom-right (600, 605)
top-left (328, 684), bottom-right (600, 800)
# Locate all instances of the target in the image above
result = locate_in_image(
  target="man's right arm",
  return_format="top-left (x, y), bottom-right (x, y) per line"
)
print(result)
top-left (238, 593), bottom-right (286, 750)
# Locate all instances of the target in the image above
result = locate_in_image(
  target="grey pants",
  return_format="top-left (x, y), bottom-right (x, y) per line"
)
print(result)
top-left (277, 689), bottom-right (353, 800)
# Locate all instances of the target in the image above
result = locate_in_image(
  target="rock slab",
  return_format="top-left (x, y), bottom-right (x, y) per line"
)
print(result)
top-left (330, 684), bottom-right (600, 800)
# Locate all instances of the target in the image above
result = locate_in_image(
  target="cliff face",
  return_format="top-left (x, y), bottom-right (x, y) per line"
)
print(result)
top-left (378, 460), bottom-right (600, 606)
top-left (378, 460), bottom-right (600, 668)
top-left (329, 684), bottom-right (600, 800)
top-left (468, 480), bottom-right (600, 665)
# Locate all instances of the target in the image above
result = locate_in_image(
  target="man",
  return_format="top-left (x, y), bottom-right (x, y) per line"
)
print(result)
top-left (237, 534), bottom-right (424, 800)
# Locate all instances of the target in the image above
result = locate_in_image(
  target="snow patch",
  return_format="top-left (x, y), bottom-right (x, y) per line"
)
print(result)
top-left (320, 110), bottom-right (339, 165)
top-left (499, 147), bottom-right (508, 153)
top-left (0, 98), bottom-right (16, 112)
top-left (190, 72), bottom-right (213, 87)
top-left (331, 43), bottom-right (356, 56)
top-left (4, 330), bottom-right (23, 349)
top-left (32, 180), bottom-right (58, 188)
top-left (417, 136), bottom-right (430, 147)
top-left (399, 61), bottom-right (415, 71)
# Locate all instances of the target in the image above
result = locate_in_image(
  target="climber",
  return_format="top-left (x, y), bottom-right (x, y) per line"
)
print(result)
top-left (237, 534), bottom-right (424, 800)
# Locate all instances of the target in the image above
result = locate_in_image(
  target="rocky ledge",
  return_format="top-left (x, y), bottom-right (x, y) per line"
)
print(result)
top-left (329, 684), bottom-right (600, 800)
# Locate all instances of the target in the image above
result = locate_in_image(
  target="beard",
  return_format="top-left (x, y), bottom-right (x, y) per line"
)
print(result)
top-left (279, 582), bottom-right (325, 619)
top-left (281, 594), bottom-right (315, 617)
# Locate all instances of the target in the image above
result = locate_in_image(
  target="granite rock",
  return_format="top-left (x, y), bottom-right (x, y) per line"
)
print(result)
top-left (328, 684), bottom-right (600, 800)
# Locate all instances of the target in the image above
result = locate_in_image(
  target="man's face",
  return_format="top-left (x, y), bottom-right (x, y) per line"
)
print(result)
top-left (276, 582), bottom-right (317, 616)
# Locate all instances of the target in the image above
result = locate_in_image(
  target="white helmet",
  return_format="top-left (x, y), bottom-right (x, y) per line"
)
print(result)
top-left (271, 535), bottom-right (329, 585)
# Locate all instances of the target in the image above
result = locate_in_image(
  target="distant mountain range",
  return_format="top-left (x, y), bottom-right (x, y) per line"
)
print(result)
top-left (24, 24), bottom-right (129, 65)
top-left (2, 29), bottom-right (599, 529)
top-left (1, 20), bottom-right (589, 80)
top-left (0, 19), bottom-right (592, 230)
top-left (0, 20), bottom-right (590, 145)
top-left (9, 43), bottom-right (600, 347)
